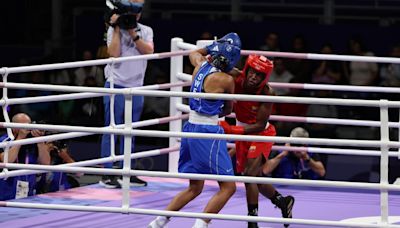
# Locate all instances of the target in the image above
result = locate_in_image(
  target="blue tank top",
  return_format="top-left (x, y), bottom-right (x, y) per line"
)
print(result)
top-left (189, 62), bottom-right (224, 115)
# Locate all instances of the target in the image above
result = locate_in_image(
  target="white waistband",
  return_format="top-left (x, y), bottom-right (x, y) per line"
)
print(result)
top-left (188, 111), bottom-right (219, 125)
top-left (236, 120), bottom-right (270, 129)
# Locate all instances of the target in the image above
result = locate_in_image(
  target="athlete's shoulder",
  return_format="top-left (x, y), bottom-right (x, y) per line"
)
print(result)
top-left (212, 72), bottom-right (234, 83)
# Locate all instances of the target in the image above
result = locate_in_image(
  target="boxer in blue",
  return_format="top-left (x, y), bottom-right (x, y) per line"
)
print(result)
top-left (148, 33), bottom-right (241, 228)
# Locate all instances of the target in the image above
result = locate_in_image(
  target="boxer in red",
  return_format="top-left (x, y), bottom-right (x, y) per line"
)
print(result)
top-left (219, 55), bottom-right (294, 228)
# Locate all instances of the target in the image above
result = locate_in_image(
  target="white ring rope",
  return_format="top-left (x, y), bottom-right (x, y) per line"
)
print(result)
top-left (177, 40), bottom-right (400, 64)
top-left (4, 202), bottom-right (399, 228)
top-left (177, 103), bottom-right (400, 128)
top-left (177, 71), bottom-right (400, 94)
top-left (0, 114), bottom-right (187, 179)
top-left (2, 82), bottom-right (399, 108)
top-left (1, 122), bottom-right (399, 149)
top-left (0, 81), bottom-right (190, 106)
top-left (0, 50), bottom-right (193, 75)
top-left (0, 146), bottom-right (179, 179)
top-left (2, 164), bottom-right (400, 192)
top-left (243, 50), bottom-right (400, 64)
top-left (226, 143), bottom-right (400, 158)
top-left (0, 114), bottom-right (188, 150)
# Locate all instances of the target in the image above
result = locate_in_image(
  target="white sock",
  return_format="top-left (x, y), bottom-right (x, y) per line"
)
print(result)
top-left (148, 216), bottom-right (169, 228)
top-left (192, 218), bottom-right (208, 228)
top-left (156, 216), bottom-right (169, 224)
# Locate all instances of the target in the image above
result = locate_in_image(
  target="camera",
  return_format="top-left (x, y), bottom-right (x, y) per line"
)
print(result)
top-left (42, 130), bottom-right (68, 151)
top-left (105, 0), bottom-right (143, 29)
top-left (51, 139), bottom-right (68, 151)
top-left (116, 14), bottom-right (137, 29)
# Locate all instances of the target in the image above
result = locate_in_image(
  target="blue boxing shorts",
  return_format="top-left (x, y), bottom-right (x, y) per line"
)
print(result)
top-left (178, 122), bottom-right (234, 176)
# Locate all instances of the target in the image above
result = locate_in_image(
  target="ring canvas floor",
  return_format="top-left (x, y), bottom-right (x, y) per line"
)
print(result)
top-left (1, 176), bottom-right (400, 228)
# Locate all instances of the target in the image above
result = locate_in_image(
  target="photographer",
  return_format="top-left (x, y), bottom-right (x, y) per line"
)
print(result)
top-left (100, 0), bottom-right (154, 188)
top-left (262, 127), bottom-right (326, 180)
top-left (0, 113), bottom-right (51, 200)
top-left (36, 138), bottom-right (80, 193)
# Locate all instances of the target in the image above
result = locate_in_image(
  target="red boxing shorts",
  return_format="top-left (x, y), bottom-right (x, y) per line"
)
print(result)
top-left (235, 123), bottom-right (276, 173)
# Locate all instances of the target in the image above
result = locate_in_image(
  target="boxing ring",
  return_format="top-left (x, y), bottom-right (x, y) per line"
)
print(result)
top-left (1, 38), bottom-right (400, 227)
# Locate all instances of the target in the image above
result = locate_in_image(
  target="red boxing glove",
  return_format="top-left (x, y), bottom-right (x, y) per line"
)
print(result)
top-left (218, 121), bottom-right (245, 134)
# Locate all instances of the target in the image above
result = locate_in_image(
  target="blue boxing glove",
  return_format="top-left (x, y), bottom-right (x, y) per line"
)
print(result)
top-left (218, 32), bottom-right (242, 48)
top-left (206, 32), bottom-right (241, 56)
top-left (205, 41), bottom-right (220, 56)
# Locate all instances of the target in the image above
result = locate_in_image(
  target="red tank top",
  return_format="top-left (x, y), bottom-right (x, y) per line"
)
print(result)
top-left (234, 75), bottom-right (269, 124)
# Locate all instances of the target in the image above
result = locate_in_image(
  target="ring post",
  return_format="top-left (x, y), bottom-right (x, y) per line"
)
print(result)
top-left (196, 40), bottom-right (213, 48)
top-left (379, 99), bottom-right (390, 226)
top-left (109, 58), bottom-right (116, 162)
top-left (1, 68), bottom-right (13, 179)
top-left (122, 94), bottom-right (133, 212)
top-left (169, 38), bottom-right (183, 172)
top-left (1, 68), bottom-right (14, 141)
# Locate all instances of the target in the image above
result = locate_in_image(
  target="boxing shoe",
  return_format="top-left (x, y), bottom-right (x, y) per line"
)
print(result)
top-left (275, 195), bottom-right (295, 227)
top-left (248, 221), bottom-right (259, 228)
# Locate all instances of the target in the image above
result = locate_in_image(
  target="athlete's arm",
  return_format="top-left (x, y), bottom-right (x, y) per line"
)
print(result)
top-left (243, 85), bottom-right (274, 134)
top-left (227, 67), bottom-right (242, 79)
top-left (220, 74), bottom-right (235, 117)
top-left (189, 48), bottom-right (207, 67)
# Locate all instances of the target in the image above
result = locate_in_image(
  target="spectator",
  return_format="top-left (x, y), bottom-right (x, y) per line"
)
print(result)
top-left (96, 26), bottom-right (110, 60)
top-left (0, 113), bottom-right (51, 200)
top-left (344, 36), bottom-right (379, 120)
top-left (272, 78), bottom-right (309, 136)
top-left (142, 73), bottom-right (169, 119)
top-left (285, 35), bottom-right (312, 83)
top-left (305, 88), bottom-right (338, 138)
top-left (379, 44), bottom-right (400, 122)
top-left (312, 43), bottom-right (346, 85)
top-left (263, 127), bottom-right (326, 179)
top-left (259, 32), bottom-right (280, 52)
top-left (49, 69), bottom-right (71, 86)
top-left (16, 72), bottom-right (54, 122)
top-left (380, 44), bottom-right (400, 87)
top-left (199, 31), bottom-right (213, 40)
top-left (346, 36), bottom-right (378, 86)
top-left (72, 77), bottom-right (103, 127)
top-left (100, 0), bottom-right (154, 188)
top-left (269, 58), bottom-right (294, 96)
top-left (72, 50), bottom-right (104, 87)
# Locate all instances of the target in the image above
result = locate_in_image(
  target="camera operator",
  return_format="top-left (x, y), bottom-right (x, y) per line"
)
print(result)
top-left (100, 0), bottom-right (154, 188)
top-left (36, 138), bottom-right (80, 193)
top-left (262, 127), bottom-right (326, 180)
top-left (0, 113), bottom-right (51, 200)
